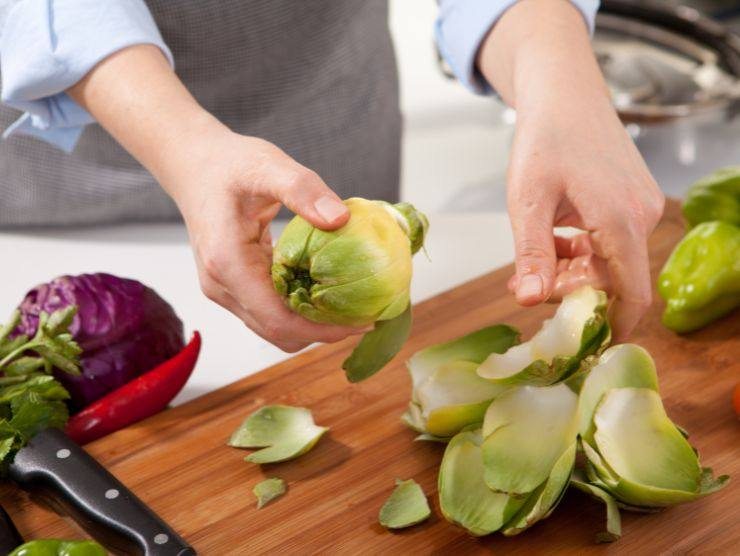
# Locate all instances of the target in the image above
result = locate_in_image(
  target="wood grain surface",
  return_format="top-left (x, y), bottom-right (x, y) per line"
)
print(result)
top-left (1, 201), bottom-right (738, 555)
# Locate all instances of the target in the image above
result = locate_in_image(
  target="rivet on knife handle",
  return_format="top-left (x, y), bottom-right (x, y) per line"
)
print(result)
top-left (8, 429), bottom-right (195, 556)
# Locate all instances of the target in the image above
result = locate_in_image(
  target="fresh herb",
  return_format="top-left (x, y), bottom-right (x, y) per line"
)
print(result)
top-left (0, 307), bottom-right (81, 471)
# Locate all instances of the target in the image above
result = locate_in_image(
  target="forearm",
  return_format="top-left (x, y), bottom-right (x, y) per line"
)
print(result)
top-left (477, 0), bottom-right (611, 113)
top-left (67, 44), bottom-right (224, 196)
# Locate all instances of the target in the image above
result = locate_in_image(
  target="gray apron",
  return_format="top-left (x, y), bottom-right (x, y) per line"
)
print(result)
top-left (0, 0), bottom-right (401, 227)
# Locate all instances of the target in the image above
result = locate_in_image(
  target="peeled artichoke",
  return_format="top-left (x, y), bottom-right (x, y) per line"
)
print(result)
top-left (272, 198), bottom-right (427, 327)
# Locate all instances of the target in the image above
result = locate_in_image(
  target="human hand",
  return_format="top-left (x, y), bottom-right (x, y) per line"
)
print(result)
top-left (504, 87), bottom-right (664, 342)
top-left (165, 128), bottom-right (369, 352)
top-left (68, 45), bottom-right (366, 351)
top-left (477, 0), bottom-right (664, 341)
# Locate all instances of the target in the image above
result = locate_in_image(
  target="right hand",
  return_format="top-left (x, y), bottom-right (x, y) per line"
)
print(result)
top-left (161, 125), bottom-right (368, 352)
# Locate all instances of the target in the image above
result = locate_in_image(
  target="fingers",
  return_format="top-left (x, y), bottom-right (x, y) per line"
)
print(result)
top-left (198, 223), bottom-right (366, 351)
top-left (254, 151), bottom-right (349, 231)
top-left (551, 253), bottom-right (610, 301)
top-left (589, 221), bottom-right (652, 342)
top-left (507, 183), bottom-right (558, 306)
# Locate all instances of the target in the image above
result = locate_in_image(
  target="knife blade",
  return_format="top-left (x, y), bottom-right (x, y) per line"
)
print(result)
top-left (8, 428), bottom-right (195, 556)
top-left (0, 504), bottom-right (23, 554)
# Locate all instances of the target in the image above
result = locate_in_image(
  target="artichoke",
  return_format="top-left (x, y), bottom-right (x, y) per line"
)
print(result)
top-left (402, 325), bottom-right (520, 438)
top-left (477, 286), bottom-right (609, 386)
top-left (576, 344), bottom-right (728, 511)
top-left (273, 198), bottom-right (428, 381)
top-left (272, 198), bottom-right (427, 327)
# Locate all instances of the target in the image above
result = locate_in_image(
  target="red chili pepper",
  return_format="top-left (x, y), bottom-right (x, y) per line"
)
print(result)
top-left (66, 331), bottom-right (201, 445)
top-left (734, 383), bottom-right (740, 419)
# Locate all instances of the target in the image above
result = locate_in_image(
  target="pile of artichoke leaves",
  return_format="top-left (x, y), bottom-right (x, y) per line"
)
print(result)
top-left (404, 286), bottom-right (728, 542)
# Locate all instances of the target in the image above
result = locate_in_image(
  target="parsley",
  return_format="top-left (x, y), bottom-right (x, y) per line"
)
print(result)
top-left (0, 306), bottom-right (81, 471)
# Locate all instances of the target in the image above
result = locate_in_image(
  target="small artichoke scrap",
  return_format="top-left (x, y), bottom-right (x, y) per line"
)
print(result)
top-left (477, 286), bottom-right (609, 386)
top-left (228, 405), bottom-right (328, 464)
top-left (379, 478), bottom-right (431, 529)
top-left (253, 477), bottom-right (287, 509)
top-left (272, 197), bottom-right (428, 382)
top-left (439, 383), bottom-right (579, 537)
top-left (576, 344), bottom-right (728, 513)
top-left (402, 325), bottom-right (520, 438)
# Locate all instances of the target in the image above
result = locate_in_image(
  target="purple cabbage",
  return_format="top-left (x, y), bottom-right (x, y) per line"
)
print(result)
top-left (15, 273), bottom-right (184, 411)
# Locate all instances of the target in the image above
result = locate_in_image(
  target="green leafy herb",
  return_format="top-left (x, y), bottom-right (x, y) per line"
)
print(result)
top-left (0, 307), bottom-right (80, 472)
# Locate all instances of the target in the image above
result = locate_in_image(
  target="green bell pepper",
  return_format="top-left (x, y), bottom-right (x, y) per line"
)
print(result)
top-left (658, 221), bottom-right (740, 333)
top-left (682, 166), bottom-right (740, 228)
top-left (9, 539), bottom-right (106, 556)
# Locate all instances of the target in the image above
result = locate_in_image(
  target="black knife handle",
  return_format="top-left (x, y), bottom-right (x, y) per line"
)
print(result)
top-left (8, 429), bottom-right (195, 556)
top-left (0, 505), bottom-right (24, 554)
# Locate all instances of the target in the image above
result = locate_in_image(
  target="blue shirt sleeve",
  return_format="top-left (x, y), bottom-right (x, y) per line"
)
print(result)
top-left (0, 0), bottom-right (173, 152)
top-left (436, 0), bottom-right (599, 95)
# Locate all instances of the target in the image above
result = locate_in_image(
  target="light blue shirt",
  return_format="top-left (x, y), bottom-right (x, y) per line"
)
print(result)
top-left (0, 0), bottom-right (598, 152)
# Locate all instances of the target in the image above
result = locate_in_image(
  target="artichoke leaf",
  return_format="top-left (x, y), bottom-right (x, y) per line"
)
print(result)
top-left (577, 344), bottom-right (659, 444)
top-left (588, 388), bottom-right (729, 507)
top-left (482, 383), bottom-right (579, 497)
top-left (403, 325), bottom-right (519, 435)
top-left (569, 470), bottom-right (621, 543)
top-left (228, 405), bottom-right (328, 464)
top-left (253, 477), bottom-right (287, 509)
top-left (379, 478), bottom-right (431, 529)
top-left (501, 442), bottom-right (577, 536)
top-left (439, 429), bottom-right (525, 536)
top-left (478, 286), bottom-right (609, 386)
top-left (342, 304), bottom-right (412, 383)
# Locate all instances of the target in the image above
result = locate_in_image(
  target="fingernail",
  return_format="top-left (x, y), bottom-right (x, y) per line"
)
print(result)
top-left (518, 274), bottom-right (543, 300)
top-left (314, 196), bottom-right (347, 223)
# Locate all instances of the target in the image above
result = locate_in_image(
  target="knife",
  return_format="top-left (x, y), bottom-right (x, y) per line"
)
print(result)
top-left (8, 428), bottom-right (195, 556)
top-left (0, 504), bottom-right (24, 554)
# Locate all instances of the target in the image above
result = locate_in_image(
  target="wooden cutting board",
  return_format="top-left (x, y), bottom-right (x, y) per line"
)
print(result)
top-left (2, 201), bottom-right (738, 555)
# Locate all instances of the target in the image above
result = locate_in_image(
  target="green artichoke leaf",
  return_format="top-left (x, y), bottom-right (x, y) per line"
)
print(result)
top-left (403, 325), bottom-right (520, 436)
top-left (253, 477), bottom-right (287, 509)
top-left (477, 286), bottom-right (609, 386)
top-left (589, 388), bottom-right (729, 507)
top-left (342, 304), bottom-right (412, 383)
top-left (416, 360), bottom-right (506, 437)
top-left (408, 324), bottom-right (521, 384)
top-left (501, 441), bottom-right (577, 536)
top-left (378, 478), bottom-right (431, 529)
top-left (481, 383), bottom-right (579, 497)
top-left (569, 469), bottom-right (621, 543)
top-left (228, 405), bottom-right (328, 464)
top-left (577, 344), bottom-right (659, 445)
top-left (414, 432), bottom-right (451, 443)
top-left (438, 428), bottom-right (525, 536)
top-left (401, 401), bottom-right (426, 433)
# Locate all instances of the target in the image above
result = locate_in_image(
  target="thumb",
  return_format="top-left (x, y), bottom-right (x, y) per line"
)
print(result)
top-left (508, 191), bottom-right (557, 306)
top-left (276, 164), bottom-right (349, 231)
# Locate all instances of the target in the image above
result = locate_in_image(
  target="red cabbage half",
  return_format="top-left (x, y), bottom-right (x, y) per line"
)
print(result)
top-left (15, 273), bottom-right (184, 411)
